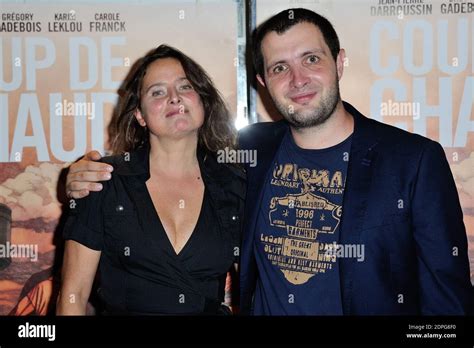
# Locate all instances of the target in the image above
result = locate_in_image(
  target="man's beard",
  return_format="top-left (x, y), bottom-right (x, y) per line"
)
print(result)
top-left (274, 80), bottom-right (340, 129)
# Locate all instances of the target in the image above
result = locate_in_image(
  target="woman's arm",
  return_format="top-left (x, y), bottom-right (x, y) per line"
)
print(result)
top-left (56, 240), bottom-right (101, 315)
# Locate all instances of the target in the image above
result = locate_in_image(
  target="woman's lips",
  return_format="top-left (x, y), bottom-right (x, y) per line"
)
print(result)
top-left (289, 92), bottom-right (317, 104)
top-left (166, 109), bottom-right (185, 117)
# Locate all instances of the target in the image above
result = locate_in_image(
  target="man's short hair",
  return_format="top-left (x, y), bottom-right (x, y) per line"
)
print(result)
top-left (253, 8), bottom-right (341, 78)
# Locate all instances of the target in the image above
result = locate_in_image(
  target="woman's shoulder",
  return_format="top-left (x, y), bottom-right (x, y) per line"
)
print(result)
top-left (203, 151), bottom-right (245, 180)
top-left (202, 152), bottom-right (246, 200)
top-left (100, 147), bottom-right (148, 177)
top-left (100, 153), bottom-right (123, 166)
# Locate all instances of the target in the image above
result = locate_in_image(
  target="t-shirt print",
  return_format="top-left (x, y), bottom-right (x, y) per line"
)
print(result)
top-left (262, 161), bottom-right (344, 285)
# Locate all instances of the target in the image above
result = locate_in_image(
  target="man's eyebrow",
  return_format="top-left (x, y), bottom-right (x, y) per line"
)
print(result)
top-left (144, 77), bottom-right (188, 94)
top-left (300, 48), bottom-right (326, 57)
top-left (266, 48), bottom-right (328, 72)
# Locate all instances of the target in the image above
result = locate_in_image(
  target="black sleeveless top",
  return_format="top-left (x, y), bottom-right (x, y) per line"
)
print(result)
top-left (63, 147), bottom-right (244, 315)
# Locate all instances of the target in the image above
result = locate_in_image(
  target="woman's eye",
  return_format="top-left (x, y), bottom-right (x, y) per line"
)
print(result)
top-left (151, 90), bottom-right (164, 97)
top-left (180, 84), bottom-right (193, 90)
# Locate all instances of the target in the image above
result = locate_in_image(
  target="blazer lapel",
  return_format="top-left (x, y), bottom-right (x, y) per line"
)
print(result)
top-left (339, 102), bottom-right (381, 314)
top-left (239, 121), bottom-right (288, 310)
top-left (243, 121), bottom-right (288, 246)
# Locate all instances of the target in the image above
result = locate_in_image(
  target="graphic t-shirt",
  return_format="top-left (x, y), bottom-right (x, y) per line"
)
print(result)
top-left (253, 129), bottom-right (352, 315)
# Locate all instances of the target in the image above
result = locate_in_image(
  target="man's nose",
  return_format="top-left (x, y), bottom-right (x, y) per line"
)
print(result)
top-left (290, 67), bottom-right (310, 89)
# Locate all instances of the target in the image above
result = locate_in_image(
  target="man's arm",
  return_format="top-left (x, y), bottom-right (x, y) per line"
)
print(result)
top-left (66, 151), bottom-right (113, 199)
top-left (411, 140), bottom-right (473, 314)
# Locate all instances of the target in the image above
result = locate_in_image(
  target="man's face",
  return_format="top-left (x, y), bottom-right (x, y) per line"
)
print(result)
top-left (258, 22), bottom-right (344, 129)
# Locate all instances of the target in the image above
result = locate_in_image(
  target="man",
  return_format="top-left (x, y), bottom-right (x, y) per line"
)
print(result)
top-left (66, 8), bottom-right (472, 315)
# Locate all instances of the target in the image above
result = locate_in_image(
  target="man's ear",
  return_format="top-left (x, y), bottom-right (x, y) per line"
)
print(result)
top-left (256, 74), bottom-right (266, 87)
top-left (134, 109), bottom-right (146, 127)
top-left (336, 48), bottom-right (346, 81)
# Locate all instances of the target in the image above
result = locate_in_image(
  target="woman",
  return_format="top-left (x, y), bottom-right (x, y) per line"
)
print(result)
top-left (57, 45), bottom-right (245, 315)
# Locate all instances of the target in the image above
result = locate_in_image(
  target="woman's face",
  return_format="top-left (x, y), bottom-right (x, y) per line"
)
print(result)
top-left (135, 58), bottom-right (205, 139)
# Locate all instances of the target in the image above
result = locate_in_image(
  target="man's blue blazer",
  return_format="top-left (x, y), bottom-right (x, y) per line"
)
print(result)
top-left (238, 101), bottom-right (473, 315)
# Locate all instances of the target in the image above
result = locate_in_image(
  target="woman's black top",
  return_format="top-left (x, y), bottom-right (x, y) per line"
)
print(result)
top-left (63, 145), bottom-right (245, 314)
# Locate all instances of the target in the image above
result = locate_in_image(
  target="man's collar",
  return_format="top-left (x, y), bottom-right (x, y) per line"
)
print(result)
top-left (342, 101), bottom-right (380, 152)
